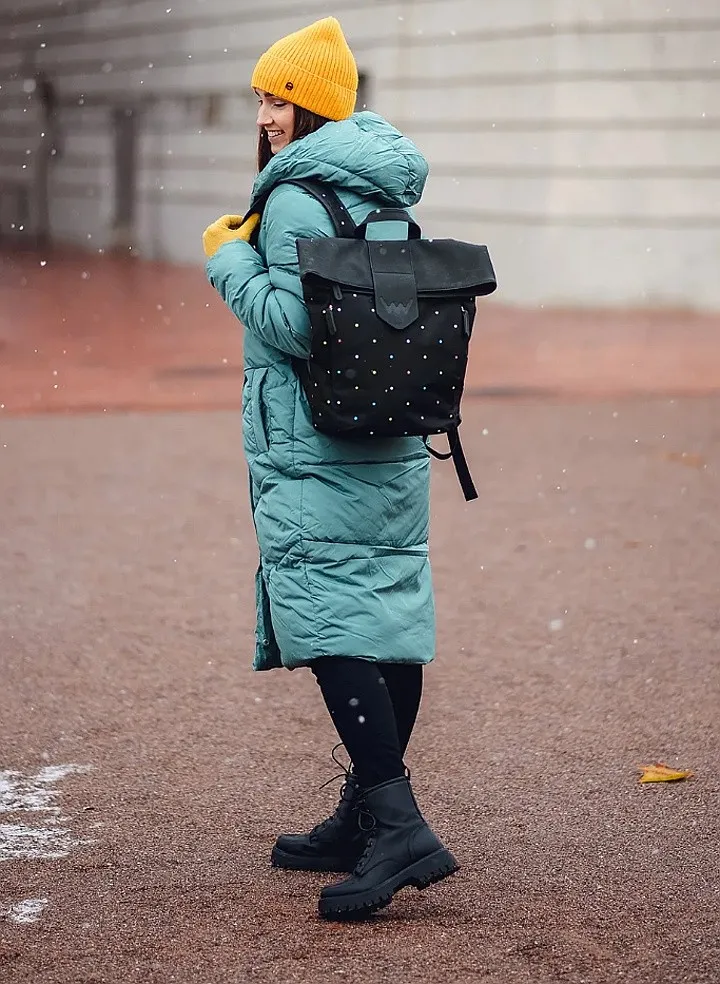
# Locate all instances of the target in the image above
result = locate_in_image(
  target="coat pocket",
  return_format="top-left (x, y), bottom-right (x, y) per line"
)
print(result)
top-left (243, 367), bottom-right (270, 455)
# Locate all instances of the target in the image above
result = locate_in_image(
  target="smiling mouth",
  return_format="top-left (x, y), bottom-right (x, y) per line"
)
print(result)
top-left (266, 130), bottom-right (284, 140)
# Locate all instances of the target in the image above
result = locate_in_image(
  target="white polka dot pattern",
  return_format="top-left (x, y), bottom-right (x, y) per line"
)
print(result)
top-left (298, 284), bottom-right (475, 439)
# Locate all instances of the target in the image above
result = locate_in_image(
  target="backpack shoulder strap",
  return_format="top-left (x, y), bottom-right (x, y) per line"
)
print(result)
top-left (283, 179), bottom-right (356, 238)
top-left (248, 179), bottom-right (356, 239)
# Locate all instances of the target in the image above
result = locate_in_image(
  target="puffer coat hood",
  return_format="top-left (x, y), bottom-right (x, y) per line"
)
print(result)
top-left (206, 112), bottom-right (435, 671)
top-left (251, 111), bottom-right (429, 208)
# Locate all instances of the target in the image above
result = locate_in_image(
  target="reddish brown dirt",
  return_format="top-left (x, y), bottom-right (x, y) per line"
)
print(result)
top-left (1, 248), bottom-right (718, 983)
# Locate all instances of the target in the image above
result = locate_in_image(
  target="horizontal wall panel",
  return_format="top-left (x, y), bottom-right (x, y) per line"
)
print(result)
top-left (61, 132), bottom-right (114, 158)
top-left (0, 134), bottom-right (41, 154)
top-left (422, 173), bottom-right (720, 222)
top-left (0, 106), bottom-right (41, 125)
top-left (52, 165), bottom-right (112, 189)
top-left (431, 162), bottom-right (720, 180)
top-left (137, 158), bottom-right (255, 186)
top-left (397, 0), bottom-right (720, 35)
top-left (84, 0), bottom-right (362, 34)
top-left (0, 164), bottom-right (35, 182)
top-left (138, 129), bottom-right (253, 159)
top-left (373, 31), bottom-right (720, 81)
top-left (414, 215), bottom-right (720, 310)
top-left (3, 0), bottom-right (361, 38)
top-left (50, 180), bottom-right (107, 199)
top-left (137, 169), bottom-right (253, 201)
top-left (20, 65), bottom-right (255, 100)
top-left (423, 126), bottom-right (720, 171)
top-left (392, 79), bottom-right (720, 123)
top-left (50, 154), bottom-right (108, 172)
top-left (420, 206), bottom-right (720, 230)
top-left (398, 116), bottom-right (720, 133)
top-left (0, 50), bottom-right (24, 72)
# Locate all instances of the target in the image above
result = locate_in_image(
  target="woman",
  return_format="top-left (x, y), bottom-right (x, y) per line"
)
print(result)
top-left (202, 16), bottom-right (457, 920)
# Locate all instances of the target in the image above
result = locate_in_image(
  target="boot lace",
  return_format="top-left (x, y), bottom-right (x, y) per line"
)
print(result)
top-left (308, 744), bottom-right (355, 841)
top-left (351, 799), bottom-right (377, 872)
top-left (350, 771), bottom-right (412, 873)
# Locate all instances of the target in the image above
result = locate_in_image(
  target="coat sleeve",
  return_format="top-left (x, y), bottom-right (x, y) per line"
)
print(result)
top-left (205, 183), bottom-right (336, 358)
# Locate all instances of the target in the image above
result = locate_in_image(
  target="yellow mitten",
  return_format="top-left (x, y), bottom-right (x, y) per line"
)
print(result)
top-left (202, 212), bottom-right (261, 258)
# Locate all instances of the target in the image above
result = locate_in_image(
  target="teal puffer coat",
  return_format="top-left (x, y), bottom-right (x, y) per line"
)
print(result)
top-left (206, 112), bottom-right (435, 671)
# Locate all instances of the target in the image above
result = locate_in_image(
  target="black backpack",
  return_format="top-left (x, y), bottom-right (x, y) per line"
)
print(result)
top-left (252, 179), bottom-right (497, 501)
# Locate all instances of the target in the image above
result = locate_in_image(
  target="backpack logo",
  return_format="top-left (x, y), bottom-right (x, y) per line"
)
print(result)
top-left (385, 300), bottom-right (413, 316)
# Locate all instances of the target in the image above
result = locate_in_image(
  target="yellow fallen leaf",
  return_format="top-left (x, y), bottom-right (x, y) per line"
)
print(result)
top-left (638, 762), bottom-right (694, 783)
top-left (662, 451), bottom-right (706, 469)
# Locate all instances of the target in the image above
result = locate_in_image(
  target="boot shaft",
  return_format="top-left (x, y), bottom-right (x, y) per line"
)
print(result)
top-left (355, 776), bottom-right (442, 874)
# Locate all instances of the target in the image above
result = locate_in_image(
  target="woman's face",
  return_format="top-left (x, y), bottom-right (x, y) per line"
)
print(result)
top-left (255, 89), bottom-right (295, 153)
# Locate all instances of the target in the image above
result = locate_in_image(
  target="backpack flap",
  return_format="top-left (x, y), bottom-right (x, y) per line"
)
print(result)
top-left (297, 237), bottom-right (497, 300)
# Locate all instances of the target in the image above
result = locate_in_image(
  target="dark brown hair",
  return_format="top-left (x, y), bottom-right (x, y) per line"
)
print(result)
top-left (257, 104), bottom-right (332, 171)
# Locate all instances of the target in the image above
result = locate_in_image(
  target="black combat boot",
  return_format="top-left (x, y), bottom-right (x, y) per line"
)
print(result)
top-left (271, 770), bottom-right (365, 873)
top-left (317, 775), bottom-right (459, 920)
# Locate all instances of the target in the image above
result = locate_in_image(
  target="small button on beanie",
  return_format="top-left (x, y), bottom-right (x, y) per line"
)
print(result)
top-left (251, 16), bottom-right (358, 121)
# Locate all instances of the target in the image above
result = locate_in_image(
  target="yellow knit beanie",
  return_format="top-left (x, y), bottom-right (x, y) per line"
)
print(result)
top-left (251, 17), bottom-right (358, 122)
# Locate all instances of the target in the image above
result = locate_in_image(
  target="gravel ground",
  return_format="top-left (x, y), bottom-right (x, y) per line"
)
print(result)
top-left (1, 397), bottom-right (718, 983)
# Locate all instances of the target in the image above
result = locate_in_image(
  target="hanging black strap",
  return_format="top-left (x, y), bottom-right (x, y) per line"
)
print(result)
top-left (425, 427), bottom-right (478, 502)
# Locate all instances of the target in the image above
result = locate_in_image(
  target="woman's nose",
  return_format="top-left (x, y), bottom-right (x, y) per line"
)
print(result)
top-left (257, 105), bottom-right (271, 127)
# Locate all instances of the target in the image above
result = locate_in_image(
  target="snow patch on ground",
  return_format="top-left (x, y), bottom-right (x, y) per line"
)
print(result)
top-left (0, 763), bottom-right (92, 924)
top-left (0, 898), bottom-right (48, 923)
top-left (0, 823), bottom-right (86, 861)
top-left (0, 764), bottom-right (89, 815)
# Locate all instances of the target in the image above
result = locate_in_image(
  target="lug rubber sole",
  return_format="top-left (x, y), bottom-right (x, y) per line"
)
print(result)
top-left (318, 848), bottom-right (459, 921)
top-left (271, 845), bottom-right (356, 874)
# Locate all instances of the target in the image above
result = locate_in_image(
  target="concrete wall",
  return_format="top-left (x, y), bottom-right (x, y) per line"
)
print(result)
top-left (1, 0), bottom-right (719, 309)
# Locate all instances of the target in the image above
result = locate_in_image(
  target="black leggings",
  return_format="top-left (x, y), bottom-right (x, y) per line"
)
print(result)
top-left (310, 657), bottom-right (423, 789)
